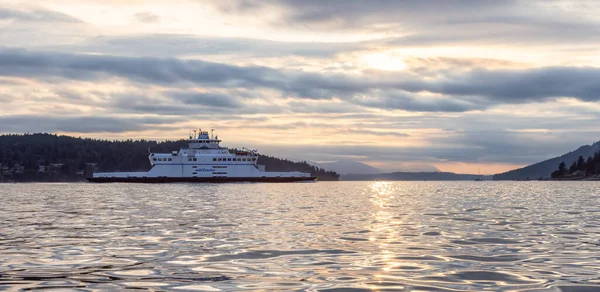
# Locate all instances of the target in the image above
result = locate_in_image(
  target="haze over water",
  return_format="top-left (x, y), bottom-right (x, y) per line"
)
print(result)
top-left (1, 182), bottom-right (600, 291)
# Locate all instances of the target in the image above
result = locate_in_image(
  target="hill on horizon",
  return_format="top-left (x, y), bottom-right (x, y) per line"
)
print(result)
top-left (312, 160), bottom-right (441, 175)
top-left (494, 140), bottom-right (600, 180)
top-left (311, 160), bottom-right (381, 175)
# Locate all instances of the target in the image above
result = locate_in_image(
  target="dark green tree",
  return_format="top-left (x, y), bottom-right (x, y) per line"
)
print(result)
top-left (558, 161), bottom-right (566, 173)
top-left (586, 156), bottom-right (594, 175)
top-left (569, 161), bottom-right (577, 173)
top-left (576, 155), bottom-right (586, 171)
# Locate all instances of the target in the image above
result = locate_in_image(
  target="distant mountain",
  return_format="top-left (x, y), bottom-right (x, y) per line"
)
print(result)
top-left (390, 163), bottom-right (441, 173)
top-left (493, 140), bottom-right (600, 180)
top-left (312, 160), bottom-right (441, 175)
top-left (312, 160), bottom-right (381, 175)
top-left (342, 172), bottom-right (490, 181)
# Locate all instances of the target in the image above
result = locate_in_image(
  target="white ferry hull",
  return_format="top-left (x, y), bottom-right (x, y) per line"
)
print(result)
top-left (86, 176), bottom-right (317, 183)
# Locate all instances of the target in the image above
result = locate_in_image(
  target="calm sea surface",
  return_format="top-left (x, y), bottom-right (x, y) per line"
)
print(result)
top-left (1, 181), bottom-right (600, 291)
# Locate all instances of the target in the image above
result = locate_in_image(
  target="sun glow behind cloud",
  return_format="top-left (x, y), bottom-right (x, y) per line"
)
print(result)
top-left (361, 53), bottom-right (407, 71)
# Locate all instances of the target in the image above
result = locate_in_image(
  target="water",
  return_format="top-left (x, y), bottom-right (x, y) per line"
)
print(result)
top-left (1, 181), bottom-right (600, 291)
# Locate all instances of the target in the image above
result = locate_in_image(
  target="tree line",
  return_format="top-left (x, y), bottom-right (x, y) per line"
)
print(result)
top-left (551, 152), bottom-right (600, 179)
top-left (0, 133), bottom-right (339, 181)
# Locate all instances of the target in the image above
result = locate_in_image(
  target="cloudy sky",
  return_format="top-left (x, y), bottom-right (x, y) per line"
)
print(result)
top-left (1, 0), bottom-right (600, 174)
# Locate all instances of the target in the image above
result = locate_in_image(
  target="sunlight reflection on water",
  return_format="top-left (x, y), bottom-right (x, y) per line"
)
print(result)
top-left (1, 181), bottom-right (600, 291)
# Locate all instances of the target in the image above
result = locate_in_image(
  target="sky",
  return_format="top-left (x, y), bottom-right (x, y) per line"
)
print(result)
top-left (1, 0), bottom-right (600, 174)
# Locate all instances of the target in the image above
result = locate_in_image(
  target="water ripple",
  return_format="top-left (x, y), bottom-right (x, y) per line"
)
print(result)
top-left (1, 181), bottom-right (600, 290)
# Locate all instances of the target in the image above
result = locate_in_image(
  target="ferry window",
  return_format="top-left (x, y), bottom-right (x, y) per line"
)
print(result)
top-left (218, 158), bottom-right (222, 161)
top-left (188, 158), bottom-right (192, 161)
top-left (213, 158), bottom-right (216, 161)
top-left (153, 158), bottom-right (157, 161)
top-left (192, 166), bottom-right (197, 168)
top-left (158, 158), bottom-right (162, 161)
top-left (242, 158), bottom-right (246, 161)
top-left (192, 172), bottom-right (197, 174)
top-left (228, 158), bottom-right (232, 161)
top-left (168, 158), bottom-right (172, 161)
top-left (193, 158), bottom-right (197, 161)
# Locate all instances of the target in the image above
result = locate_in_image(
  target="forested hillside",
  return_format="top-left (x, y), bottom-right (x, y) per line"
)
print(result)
top-left (0, 133), bottom-right (338, 182)
top-left (493, 141), bottom-right (600, 180)
top-left (551, 153), bottom-right (600, 180)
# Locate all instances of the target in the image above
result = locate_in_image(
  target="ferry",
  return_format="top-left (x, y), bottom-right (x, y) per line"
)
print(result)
top-left (87, 130), bottom-right (316, 183)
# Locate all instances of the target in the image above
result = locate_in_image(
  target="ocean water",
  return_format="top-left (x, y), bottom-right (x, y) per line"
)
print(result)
top-left (1, 182), bottom-right (600, 291)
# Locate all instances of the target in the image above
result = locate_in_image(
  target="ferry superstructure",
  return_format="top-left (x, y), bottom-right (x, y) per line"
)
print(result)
top-left (87, 130), bottom-right (316, 183)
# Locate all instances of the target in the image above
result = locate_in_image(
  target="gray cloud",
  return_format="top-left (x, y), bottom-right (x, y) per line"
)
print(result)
top-left (342, 128), bottom-right (409, 138)
top-left (286, 101), bottom-right (362, 114)
top-left (428, 129), bottom-right (600, 164)
top-left (105, 92), bottom-right (282, 116)
top-left (256, 128), bottom-right (600, 167)
top-left (0, 115), bottom-right (180, 133)
top-left (401, 67), bottom-right (600, 102)
top-left (167, 91), bottom-right (242, 108)
top-left (352, 91), bottom-right (486, 112)
top-left (2, 48), bottom-right (600, 113)
top-left (214, 1), bottom-right (600, 47)
top-left (216, 0), bottom-right (517, 28)
top-left (47, 34), bottom-right (364, 59)
top-left (0, 47), bottom-right (285, 86)
top-left (0, 7), bottom-right (81, 23)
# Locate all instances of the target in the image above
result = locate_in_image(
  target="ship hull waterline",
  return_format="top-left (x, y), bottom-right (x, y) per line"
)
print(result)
top-left (86, 176), bottom-right (318, 183)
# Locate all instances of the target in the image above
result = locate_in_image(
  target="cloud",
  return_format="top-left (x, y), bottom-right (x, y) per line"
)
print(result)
top-left (133, 11), bottom-right (160, 23)
top-left (0, 7), bottom-right (81, 23)
top-left (0, 115), bottom-right (180, 133)
top-left (400, 67), bottom-right (600, 103)
top-left (213, 0), bottom-right (600, 47)
top-left (0, 47), bottom-right (284, 86)
top-left (166, 91), bottom-right (242, 108)
top-left (351, 91), bottom-right (486, 112)
top-left (2, 48), bottom-right (600, 113)
top-left (286, 100), bottom-right (362, 114)
top-left (256, 128), bottom-right (600, 166)
top-left (46, 34), bottom-right (364, 59)
top-left (214, 0), bottom-right (517, 27)
top-left (427, 129), bottom-right (600, 164)
top-left (101, 91), bottom-right (282, 116)
top-left (342, 128), bottom-right (410, 138)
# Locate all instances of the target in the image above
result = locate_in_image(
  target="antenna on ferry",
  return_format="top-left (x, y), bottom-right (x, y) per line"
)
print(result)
top-left (211, 129), bottom-right (214, 139)
top-left (193, 129), bottom-right (197, 140)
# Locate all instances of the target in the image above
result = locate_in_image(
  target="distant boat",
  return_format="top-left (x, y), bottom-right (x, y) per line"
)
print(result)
top-left (474, 168), bottom-right (483, 181)
top-left (87, 129), bottom-right (316, 183)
